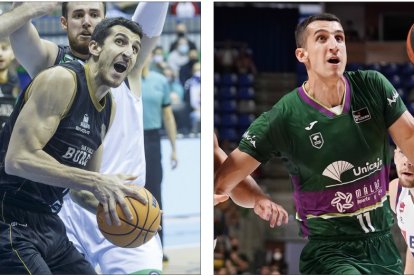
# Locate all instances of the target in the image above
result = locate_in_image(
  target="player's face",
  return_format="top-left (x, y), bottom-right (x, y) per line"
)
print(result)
top-left (61, 2), bottom-right (105, 56)
top-left (0, 42), bottom-right (14, 71)
top-left (394, 148), bottom-right (414, 188)
top-left (301, 20), bottom-right (347, 80)
top-left (97, 25), bottom-right (141, 88)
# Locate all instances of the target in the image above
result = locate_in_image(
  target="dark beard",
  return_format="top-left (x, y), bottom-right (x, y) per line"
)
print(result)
top-left (68, 37), bottom-right (90, 56)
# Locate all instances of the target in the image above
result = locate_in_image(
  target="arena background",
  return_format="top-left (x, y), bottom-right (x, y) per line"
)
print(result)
top-left (214, 2), bottom-right (414, 274)
top-left (0, 2), bottom-right (201, 274)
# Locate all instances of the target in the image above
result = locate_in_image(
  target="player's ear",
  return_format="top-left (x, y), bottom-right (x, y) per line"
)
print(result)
top-left (60, 16), bottom-right (68, 32)
top-left (295, 48), bottom-right (308, 63)
top-left (89, 40), bottom-right (102, 57)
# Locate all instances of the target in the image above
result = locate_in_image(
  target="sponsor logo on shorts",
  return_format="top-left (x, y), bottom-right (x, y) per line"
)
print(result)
top-left (352, 107), bottom-right (371, 123)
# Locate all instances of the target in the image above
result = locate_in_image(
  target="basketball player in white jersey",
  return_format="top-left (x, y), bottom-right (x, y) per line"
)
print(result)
top-left (0, 2), bottom-right (168, 274)
top-left (389, 147), bottom-right (414, 274)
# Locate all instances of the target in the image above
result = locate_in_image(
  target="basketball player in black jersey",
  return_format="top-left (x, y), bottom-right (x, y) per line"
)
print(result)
top-left (0, 17), bottom-right (143, 274)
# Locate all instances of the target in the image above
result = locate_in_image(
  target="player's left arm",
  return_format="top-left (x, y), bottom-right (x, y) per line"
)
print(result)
top-left (127, 2), bottom-right (169, 97)
top-left (389, 111), bottom-right (414, 166)
top-left (388, 178), bottom-right (399, 213)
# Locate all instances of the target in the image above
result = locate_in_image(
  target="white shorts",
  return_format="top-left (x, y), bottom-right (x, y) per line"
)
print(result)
top-left (58, 195), bottom-right (163, 274)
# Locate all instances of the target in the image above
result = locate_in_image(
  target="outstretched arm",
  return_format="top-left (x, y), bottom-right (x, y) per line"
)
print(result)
top-left (6, 2), bottom-right (59, 77)
top-left (127, 2), bottom-right (169, 97)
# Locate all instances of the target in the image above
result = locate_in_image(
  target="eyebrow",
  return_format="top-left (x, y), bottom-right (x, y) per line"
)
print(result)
top-left (115, 33), bottom-right (142, 48)
top-left (313, 29), bottom-right (345, 36)
top-left (72, 8), bottom-right (101, 14)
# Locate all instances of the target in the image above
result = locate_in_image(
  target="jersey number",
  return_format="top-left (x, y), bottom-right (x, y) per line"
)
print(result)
top-left (357, 212), bottom-right (375, 233)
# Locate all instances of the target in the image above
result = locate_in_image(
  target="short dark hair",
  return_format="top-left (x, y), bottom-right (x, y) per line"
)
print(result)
top-left (62, 2), bottom-right (107, 19)
top-left (91, 17), bottom-right (143, 45)
top-left (295, 13), bottom-right (341, 48)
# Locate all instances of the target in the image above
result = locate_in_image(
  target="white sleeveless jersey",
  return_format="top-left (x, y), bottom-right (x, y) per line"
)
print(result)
top-left (101, 82), bottom-right (146, 186)
top-left (59, 82), bottom-right (162, 274)
top-left (396, 186), bottom-right (414, 256)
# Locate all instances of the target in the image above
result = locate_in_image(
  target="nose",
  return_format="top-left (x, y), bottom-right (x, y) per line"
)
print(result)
top-left (122, 46), bottom-right (134, 59)
top-left (328, 35), bottom-right (339, 53)
top-left (403, 155), bottom-right (413, 167)
top-left (82, 14), bottom-right (92, 28)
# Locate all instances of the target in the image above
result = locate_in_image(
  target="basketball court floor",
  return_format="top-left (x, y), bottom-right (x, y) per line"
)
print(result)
top-left (160, 137), bottom-right (201, 274)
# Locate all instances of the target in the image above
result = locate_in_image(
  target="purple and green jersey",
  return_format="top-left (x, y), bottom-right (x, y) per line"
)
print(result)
top-left (239, 70), bottom-right (406, 239)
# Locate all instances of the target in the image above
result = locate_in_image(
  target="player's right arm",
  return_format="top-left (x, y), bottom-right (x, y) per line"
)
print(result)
top-left (4, 2), bottom-right (59, 78)
top-left (4, 66), bottom-right (145, 226)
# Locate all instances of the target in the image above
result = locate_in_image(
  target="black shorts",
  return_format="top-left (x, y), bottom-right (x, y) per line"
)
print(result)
top-left (0, 205), bottom-right (96, 274)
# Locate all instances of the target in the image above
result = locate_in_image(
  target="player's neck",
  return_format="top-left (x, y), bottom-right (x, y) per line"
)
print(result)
top-left (304, 77), bottom-right (345, 108)
top-left (85, 62), bottom-right (110, 102)
top-left (0, 69), bottom-right (8, 84)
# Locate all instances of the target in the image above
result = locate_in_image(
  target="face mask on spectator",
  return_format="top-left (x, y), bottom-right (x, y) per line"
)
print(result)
top-left (178, 44), bottom-right (189, 55)
top-left (153, 54), bottom-right (164, 63)
top-left (193, 71), bottom-right (200, 78)
top-left (177, 31), bottom-right (186, 37)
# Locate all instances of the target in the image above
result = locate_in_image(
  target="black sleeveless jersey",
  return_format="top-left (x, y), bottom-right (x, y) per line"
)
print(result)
top-left (0, 60), bottom-right (112, 213)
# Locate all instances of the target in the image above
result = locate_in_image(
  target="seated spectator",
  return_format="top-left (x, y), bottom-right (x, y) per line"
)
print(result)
top-left (179, 48), bottom-right (199, 86)
top-left (169, 22), bottom-right (197, 52)
top-left (217, 40), bottom-right (238, 73)
top-left (0, 38), bottom-right (19, 98)
top-left (235, 45), bottom-right (257, 75)
top-left (150, 46), bottom-right (168, 74)
top-left (167, 37), bottom-right (191, 79)
top-left (184, 62), bottom-right (200, 133)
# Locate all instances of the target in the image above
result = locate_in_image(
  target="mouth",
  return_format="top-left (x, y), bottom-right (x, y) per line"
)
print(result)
top-left (327, 56), bottom-right (340, 64)
top-left (114, 61), bottom-right (127, 73)
top-left (401, 171), bottom-right (414, 177)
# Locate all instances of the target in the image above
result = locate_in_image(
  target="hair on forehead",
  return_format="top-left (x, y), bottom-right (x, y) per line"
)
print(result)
top-left (91, 17), bottom-right (143, 46)
top-left (62, 2), bottom-right (107, 19)
top-left (295, 13), bottom-right (341, 48)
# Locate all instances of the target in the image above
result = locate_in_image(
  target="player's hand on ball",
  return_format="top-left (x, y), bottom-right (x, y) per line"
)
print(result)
top-left (214, 193), bottom-right (229, 206)
top-left (254, 197), bottom-right (288, 228)
top-left (92, 174), bottom-right (146, 226)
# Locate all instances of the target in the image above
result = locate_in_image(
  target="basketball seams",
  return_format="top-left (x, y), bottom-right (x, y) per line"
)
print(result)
top-left (125, 189), bottom-right (150, 247)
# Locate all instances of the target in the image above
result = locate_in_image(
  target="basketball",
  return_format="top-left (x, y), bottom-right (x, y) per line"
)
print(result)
top-left (407, 23), bottom-right (414, 63)
top-left (96, 187), bottom-right (161, 248)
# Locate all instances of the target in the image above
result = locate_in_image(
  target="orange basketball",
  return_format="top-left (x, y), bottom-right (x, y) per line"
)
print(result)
top-left (96, 187), bottom-right (161, 248)
top-left (407, 23), bottom-right (414, 63)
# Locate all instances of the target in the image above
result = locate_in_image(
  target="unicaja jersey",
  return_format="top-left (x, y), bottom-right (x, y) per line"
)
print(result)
top-left (239, 70), bottom-right (406, 239)
top-left (0, 60), bottom-right (112, 213)
top-left (396, 186), bottom-right (414, 256)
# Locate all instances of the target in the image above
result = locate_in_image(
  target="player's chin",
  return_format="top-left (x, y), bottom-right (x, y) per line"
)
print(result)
top-left (400, 174), bottom-right (414, 187)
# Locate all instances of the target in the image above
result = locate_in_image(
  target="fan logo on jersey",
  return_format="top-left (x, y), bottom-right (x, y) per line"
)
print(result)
top-left (331, 191), bottom-right (354, 213)
top-left (352, 107), bottom-right (371, 123)
top-left (387, 90), bottom-right (399, 106)
top-left (75, 114), bottom-right (91, 135)
top-left (242, 130), bottom-right (256, 148)
top-left (323, 161), bottom-right (354, 182)
top-left (309, 132), bottom-right (324, 149)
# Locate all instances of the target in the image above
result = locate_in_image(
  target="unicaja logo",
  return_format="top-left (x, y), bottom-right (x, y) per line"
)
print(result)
top-left (331, 191), bottom-right (353, 213)
top-left (322, 161), bottom-right (354, 182)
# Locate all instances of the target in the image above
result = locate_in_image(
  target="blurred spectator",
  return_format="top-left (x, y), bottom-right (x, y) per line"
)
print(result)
top-left (184, 62), bottom-right (200, 133)
top-left (235, 45), bottom-right (257, 75)
top-left (179, 48), bottom-right (199, 85)
top-left (167, 37), bottom-right (191, 79)
top-left (169, 22), bottom-right (197, 52)
top-left (0, 38), bottom-right (19, 98)
top-left (171, 2), bottom-right (200, 18)
top-left (150, 46), bottom-right (168, 74)
top-left (163, 66), bottom-right (191, 134)
top-left (216, 40), bottom-right (238, 73)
